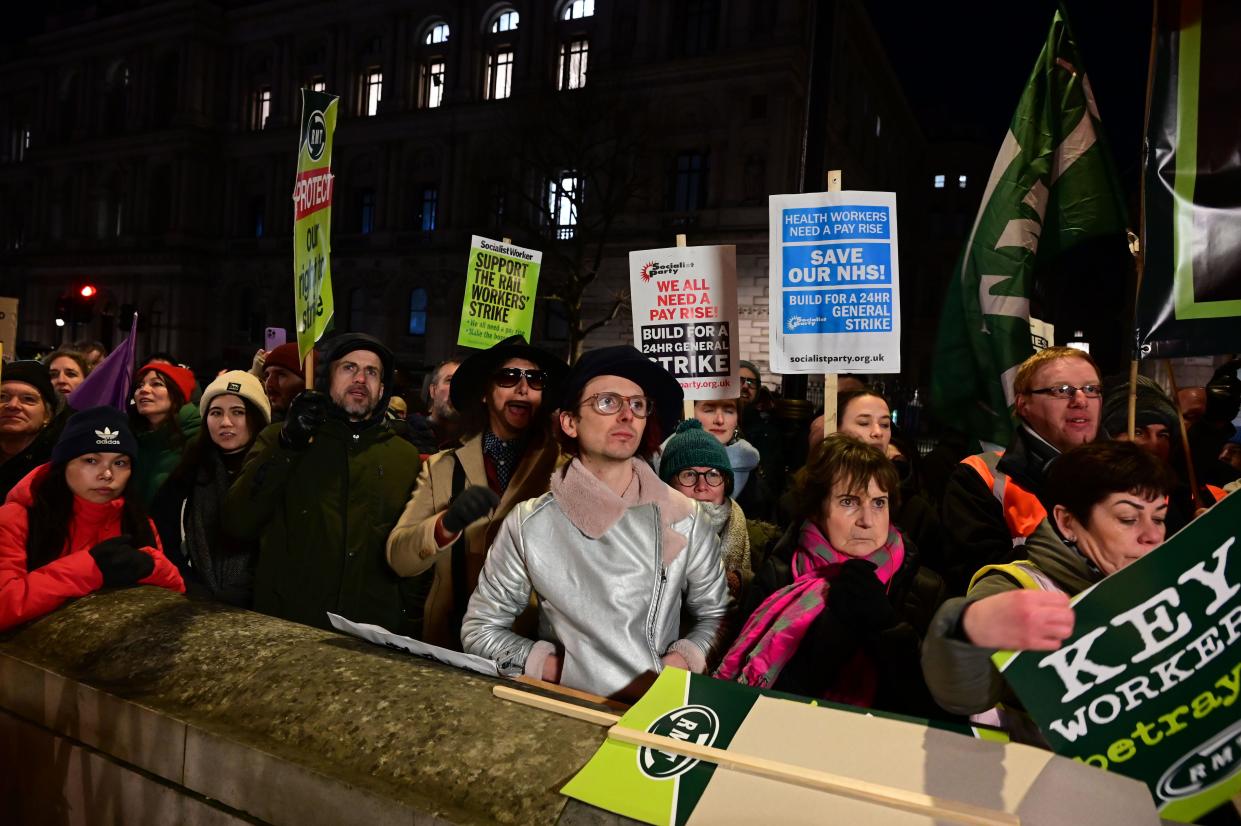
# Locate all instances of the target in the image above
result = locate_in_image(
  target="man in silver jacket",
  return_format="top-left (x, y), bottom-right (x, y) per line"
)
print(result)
top-left (461, 345), bottom-right (730, 699)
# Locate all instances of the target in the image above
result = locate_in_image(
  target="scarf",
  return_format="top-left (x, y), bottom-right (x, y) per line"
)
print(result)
top-left (549, 457), bottom-right (693, 565)
top-left (482, 430), bottom-right (524, 492)
top-left (714, 519), bottom-right (904, 703)
top-left (183, 450), bottom-right (256, 606)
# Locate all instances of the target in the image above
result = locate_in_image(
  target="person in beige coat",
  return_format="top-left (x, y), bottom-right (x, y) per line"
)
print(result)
top-left (386, 337), bottom-right (566, 648)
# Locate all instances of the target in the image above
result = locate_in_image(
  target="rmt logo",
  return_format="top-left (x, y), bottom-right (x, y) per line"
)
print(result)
top-left (637, 704), bottom-right (720, 779)
top-left (1157, 720), bottom-right (1241, 802)
top-left (306, 110), bottom-right (327, 161)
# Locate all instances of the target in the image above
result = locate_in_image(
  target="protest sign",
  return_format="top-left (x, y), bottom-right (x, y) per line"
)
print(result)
top-left (328, 613), bottom-right (500, 678)
top-left (629, 245), bottom-right (738, 399)
top-left (997, 491), bottom-right (1241, 822)
top-left (562, 668), bottom-right (1160, 825)
top-left (457, 236), bottom-right (542, 349)
top-left (1138, 0), bottom-right (1241, 358)
top-left (292, 89), bottom-right (339, 362)
top-left (768, 191), bottom-right (900, 374)
top-left (0, 297), bottom-right (16, 362)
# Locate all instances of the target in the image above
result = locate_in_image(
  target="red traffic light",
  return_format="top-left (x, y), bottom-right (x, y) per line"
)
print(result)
top-left (79, 285), bottom-right (97, 298)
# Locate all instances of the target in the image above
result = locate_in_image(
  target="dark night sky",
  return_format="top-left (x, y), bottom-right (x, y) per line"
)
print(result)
top-left (867, 0), bottom-right (1154, 198)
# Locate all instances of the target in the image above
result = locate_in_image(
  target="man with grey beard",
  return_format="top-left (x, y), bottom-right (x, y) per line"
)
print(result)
top-left (225, 333), bottom-right (429, 637)
top-left (406, 359), bottom-right (461, 453)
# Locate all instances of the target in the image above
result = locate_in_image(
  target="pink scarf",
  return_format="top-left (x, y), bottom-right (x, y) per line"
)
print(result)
top-left (714, 519), bottom-right (905, 705)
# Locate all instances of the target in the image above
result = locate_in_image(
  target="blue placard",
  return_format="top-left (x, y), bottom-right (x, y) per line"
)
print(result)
top-left (782, 288), bottom-right (893, 334)
top-left (782, 243), bottom-right (892, 288)
top-left (780, 205), bottom-right (891, 243)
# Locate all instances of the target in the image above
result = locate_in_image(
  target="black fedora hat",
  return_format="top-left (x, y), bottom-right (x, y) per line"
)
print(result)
top-left (449, 335), bottom-right (569, 414)
top-left (559, 345), bottom-right (684, 437)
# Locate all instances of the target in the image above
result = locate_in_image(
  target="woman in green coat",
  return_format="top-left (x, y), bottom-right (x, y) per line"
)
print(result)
top-left (128, 361), bottom-right (201, 505)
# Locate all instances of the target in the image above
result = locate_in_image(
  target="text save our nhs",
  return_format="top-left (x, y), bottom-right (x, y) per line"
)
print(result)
top-left (781, 205), bottom-right (893, 335)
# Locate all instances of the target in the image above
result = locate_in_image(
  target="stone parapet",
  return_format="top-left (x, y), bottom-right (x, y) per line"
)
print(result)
top-left (0, 587), bottom-right (620, 825)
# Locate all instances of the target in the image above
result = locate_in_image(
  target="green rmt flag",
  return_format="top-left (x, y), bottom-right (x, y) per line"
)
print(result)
top-left (931, 9), bottom-right (1127, 445)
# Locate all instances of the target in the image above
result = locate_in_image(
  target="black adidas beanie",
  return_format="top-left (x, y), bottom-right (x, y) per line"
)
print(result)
top-left (51, 406), bottom-right (138, 464)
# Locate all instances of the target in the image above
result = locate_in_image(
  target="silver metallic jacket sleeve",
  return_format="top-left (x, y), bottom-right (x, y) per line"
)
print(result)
top-left (676, 506), bottom-right (730, 664)
top-left (460, 507), bottom-right (536, 675)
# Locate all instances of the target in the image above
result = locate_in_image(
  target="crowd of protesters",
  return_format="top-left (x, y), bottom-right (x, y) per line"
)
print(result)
top-left (2, 331), bottom-right (1240, 814)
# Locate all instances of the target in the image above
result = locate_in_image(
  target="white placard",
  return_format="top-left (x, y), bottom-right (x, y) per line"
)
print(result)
top-left (768, 191), bottom-right (901, 374)
top-left (328, 613), bottom-right (500, 677)
top-left (629, 244), bottom-right (739, 400)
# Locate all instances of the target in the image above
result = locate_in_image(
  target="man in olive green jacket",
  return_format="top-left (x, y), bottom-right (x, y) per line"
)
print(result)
top-left (224, 334), bottom-right (426, 637)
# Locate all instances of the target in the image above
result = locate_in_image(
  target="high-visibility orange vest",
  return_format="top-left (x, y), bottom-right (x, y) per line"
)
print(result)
top-left (960, 451), bottom-right (1046, 547)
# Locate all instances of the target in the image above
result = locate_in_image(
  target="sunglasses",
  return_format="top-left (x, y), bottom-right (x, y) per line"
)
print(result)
top-left (493, 367), bottom-right (548, 390)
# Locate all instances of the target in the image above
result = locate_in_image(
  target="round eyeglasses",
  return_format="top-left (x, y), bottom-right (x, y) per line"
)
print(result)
top-left (674, 468), bottom-right (725, 487)
top-left (579, 392), bottom-right (653, 418)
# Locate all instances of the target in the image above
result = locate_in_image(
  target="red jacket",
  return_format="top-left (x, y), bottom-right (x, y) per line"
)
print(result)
top-left (0, 464), bottom-right (185, 632)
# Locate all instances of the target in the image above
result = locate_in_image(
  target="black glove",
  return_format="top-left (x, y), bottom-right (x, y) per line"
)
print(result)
top-left (442, 485), bottom-right (500, 534)
top-left (89, 535), bottom-right (155, 588)
top-left (281, 390), bottom-right (330, 450)
top-left (828, 559), bottom-right (899, 632)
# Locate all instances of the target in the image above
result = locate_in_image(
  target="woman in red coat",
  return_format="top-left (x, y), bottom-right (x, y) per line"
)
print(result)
top-left (0, 406), bottom-right (185, 631)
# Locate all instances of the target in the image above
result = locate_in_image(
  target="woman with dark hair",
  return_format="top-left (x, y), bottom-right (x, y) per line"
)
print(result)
top-left (827, 389), bottom-right (945, 572)
top-left (150, 371), bottom-right (270, 606)
top-left (922, 441), bottom-right (1176, 744)
top-left (717, 434), bottom-right (945, 716)
top-left (129, 361), bottom-right (201, 505)
top-left (43, 349), bottom-right (91, 397)
top-left (0, 407), bottom-right (185, 631)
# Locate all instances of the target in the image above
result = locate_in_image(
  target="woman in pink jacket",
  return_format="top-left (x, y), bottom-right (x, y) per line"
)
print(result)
top-left (0, 406), bottom-right (185, 631)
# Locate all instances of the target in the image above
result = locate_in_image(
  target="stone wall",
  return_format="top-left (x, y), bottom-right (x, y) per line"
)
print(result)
top-left (0, 587), bottom-right (627, 826)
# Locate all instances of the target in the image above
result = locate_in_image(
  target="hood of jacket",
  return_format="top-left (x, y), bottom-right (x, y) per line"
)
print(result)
top-left (1022, 519), bottom-right (1100, 595)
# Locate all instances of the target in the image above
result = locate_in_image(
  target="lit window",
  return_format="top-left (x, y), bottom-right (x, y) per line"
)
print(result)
top-left (310, 77), bottom-right (326, 92)
top-left (558, 38), bottom-right (589, 90)
top-left (360, 189), bottom-right (376, 233)
top-left (364, 70), bottom-right (383, 116)
top-left (252, 87), bottom-right (272, 130)
top-left (491, 10), bottom-right (519, 32)
top-left (933, 174), bottom-right (945, 189)
top-left (408, 287), bottom-right (428, 336)
top-left (418, 186), bottom-right (438, 231)
top-left (420, 60), bottom-right (446, 108)
top-left (484, 51), bottom-right (514, 100)
top-left (958, 174), bottom-right (968, 189)
top-left (547, 172), bottom-right (579, 239)
top-left (562, 0), bottom-right (595, 19)
top-left (425, 22), bottom-right (450, 45)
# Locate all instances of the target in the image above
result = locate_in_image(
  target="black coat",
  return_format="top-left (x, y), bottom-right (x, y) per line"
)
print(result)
top-left (938, 425), bottom-right (1058, 596)
top-left (744, 523), bottom-right (948, 719)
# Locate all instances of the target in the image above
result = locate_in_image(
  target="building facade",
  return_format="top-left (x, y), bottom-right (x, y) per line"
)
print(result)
top-left (0, 0), bottom-right (926, 388)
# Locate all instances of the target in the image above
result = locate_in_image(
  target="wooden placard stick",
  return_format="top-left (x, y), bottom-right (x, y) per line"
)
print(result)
top-left (1164, 360), bottom-right (1200, 510)
top-left (513, 675), bottom-right (630, 712)
top-left (493, 684), bottom-right (621, 727)
top-left (608, 724), bottom-right (1019, 826)
top-left (303, 347), bottom-right (315, 391)
top-left (676, 233), bottom-right (695, 421)
top-left (822, 170), bottom-right (843, 435)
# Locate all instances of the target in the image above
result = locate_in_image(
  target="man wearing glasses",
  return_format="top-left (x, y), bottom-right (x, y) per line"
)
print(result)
top-left (386, 336), bottom-right (567, 649)
top-left (462, 345), bottom-right (729, 698)
top-left (226, 333), bottom-right (426, 636)
top-left (940, 346), bottom-right (1102, 594)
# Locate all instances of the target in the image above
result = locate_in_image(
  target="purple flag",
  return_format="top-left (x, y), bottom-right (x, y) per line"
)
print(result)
top-left (68, 315), bottom-right (137, 411)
